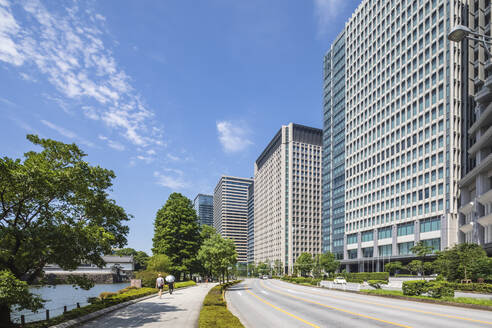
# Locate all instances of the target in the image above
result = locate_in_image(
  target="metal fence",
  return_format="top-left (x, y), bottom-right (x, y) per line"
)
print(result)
top-left (11, 302), bottom-right (84, 324)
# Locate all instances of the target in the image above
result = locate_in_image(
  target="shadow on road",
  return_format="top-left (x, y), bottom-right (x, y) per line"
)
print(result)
top-left (227, 286), bottom-right (251, 291)
top-left (82, 298), bottom-right (185, 328)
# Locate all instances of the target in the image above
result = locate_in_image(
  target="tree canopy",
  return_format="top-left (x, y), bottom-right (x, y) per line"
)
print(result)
top-left (146, 254), bottom-right (172, 272)
top-left (318, 252), bottom-right (340, 276)
top-left (295, 253), bottom-right (314, 277)
top-left (434, 243), bottom-right (491, 281)
top-left (0, 135), bottom-right (130, 325)
top-left (114, 248), bottom-right (149, 271)
top-left (152, 193), bottom-right (201, 278)
top-left (197, 234), bottom-right (237, 283)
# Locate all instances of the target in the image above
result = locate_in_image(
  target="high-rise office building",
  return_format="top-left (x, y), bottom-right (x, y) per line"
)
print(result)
top-left (247, 183), bottom-right (255, 263)
top-left (459, 0), bottom-right (492, 255)
top-left (323, 0), bottom-right (477, 272)
top-left (322, 31), bottom-right (346, 260)
top-left (254, 123), bottom-right (322, 274)
top-left (213, 176), bottom-right (253, 263)
top-left (193, 194), bottom-right (213, 227)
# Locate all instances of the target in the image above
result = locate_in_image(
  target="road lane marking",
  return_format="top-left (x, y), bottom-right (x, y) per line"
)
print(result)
top-left (261, 281), bottom-right (411, 328)
top-left (261, 290), bottom-right (269, 295)
top-left (238, 291), bottom-right (242, 296)
top-left (270, 280), bottom-right (492, 326)
top-left (245, 289), bottom-right (320, 328)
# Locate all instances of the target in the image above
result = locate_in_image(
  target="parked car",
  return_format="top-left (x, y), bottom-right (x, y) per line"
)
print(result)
top-left (262, 275), bottom-right (269, 280)
top-left (333, 277), bottom-right (347, 284)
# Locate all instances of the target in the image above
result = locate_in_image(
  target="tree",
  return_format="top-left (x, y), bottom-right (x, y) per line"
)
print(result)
top-left (434, 243), bottom-right (489, 282)
top-left (0, 135), bottom-right (130, 325)
top-left (114, 248), bottom-right (149, 271)
top-left (406, 260), bottom-right (423, 276)
top-left (384, 261), bottom-right (403, 276)
top-left (257, 262), bottom-right (270, 276)
top-left (152, 193), bottom-right (201, 279)
top-left (247, 262), bottom-right (258, 277)
top-left (423, 261), bottom-right (434, 276)
top-left (200, 224), bottom-right (216, 241)
top-left (295, 253), bottom-right (314, 277)
top-left (197, 234), bottom-right (237, 283)
top-left (318, 252), bottom-right (340, 277)
top-left (147, 254), bottom-right (172, 272)
top-left (273, 260), bottom-right (283, 276)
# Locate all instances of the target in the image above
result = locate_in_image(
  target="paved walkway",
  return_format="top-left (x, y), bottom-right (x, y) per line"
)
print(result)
top-left (80, 283), bottom-right (216, 328)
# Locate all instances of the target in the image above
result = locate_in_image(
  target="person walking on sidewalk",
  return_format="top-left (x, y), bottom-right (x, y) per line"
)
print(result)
top-left (156, 274), bottom-right (165, 298)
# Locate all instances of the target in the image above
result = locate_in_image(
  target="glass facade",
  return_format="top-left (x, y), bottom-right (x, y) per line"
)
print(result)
top-left (322, 31), bottom-right (346, 259)
top-left (193, 194), bottom-right (213, 227)
top-left (247, 183), bottom-right (254, 263)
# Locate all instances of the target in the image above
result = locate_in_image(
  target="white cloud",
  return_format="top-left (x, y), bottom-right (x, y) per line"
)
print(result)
top-left (98, 135), bottom-right (125, 151)
top-left (0, 0), bottom-right (163, 148)
top-left (216, 120), bottom-right (253, 153)
top-left (41, 119), bottom-right (95, 147)
top-left (313, 0), bottom-right (345, 35)
top-left (167, 153), bottom-right (180, 161)
top-left (154, 170), bottom-right (188, 190)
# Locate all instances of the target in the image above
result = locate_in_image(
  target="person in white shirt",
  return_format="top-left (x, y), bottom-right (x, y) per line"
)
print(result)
top-left (155, 274), bottom-right (165, 298)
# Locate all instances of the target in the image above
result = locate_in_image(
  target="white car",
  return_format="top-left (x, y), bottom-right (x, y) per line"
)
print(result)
top-left (262, 275), bottom-right (269, 280)
top-left (333, 277), bottom-right (347, 284)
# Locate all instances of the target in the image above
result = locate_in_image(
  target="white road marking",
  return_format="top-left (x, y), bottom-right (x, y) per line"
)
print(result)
top-left (238, 291), bottom-right (242, 296)
top-left (261, 290), bottom-right (269, 295)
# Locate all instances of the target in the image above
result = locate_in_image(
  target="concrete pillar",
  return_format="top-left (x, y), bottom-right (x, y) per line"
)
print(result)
top-left (414, 220), bottom-right (420, 243)
top-left (392, 224), bottom-right (398, 255)
top-left (373, 229), bottom-right (379, 257)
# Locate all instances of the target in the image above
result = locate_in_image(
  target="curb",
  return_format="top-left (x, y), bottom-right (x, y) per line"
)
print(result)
top-left (274, 279), bottom-right (492, 312)
top-left (49, 285), bottom-right (196, 328)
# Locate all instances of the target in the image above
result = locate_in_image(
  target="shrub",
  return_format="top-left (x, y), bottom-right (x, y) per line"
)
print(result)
top-left (117, 286), bottom-right (138, 294)
top-left (199, 281), bottom-right (243, 328)
top-left (98, 292), bottom-right (117, 300)
top-left (426, 282), bottom-right (454, 298)
top-left (402, 280), bottom-right (428, 296)
top-left (368, 280), bottom-right (387, 289)
top-left (344, 272), bottom-right (389, 283)
top-left (443, 282), bottom-right (492, 294)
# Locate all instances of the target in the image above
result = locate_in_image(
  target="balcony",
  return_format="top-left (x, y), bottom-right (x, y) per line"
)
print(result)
top-left (458, 201), bottom-right (474, 216)
top-left (460, 153), bottom-right (492, 188)
top-left (478, 213), bottom-right (492, 227)
top-left (459, 222), bottom-right (474, 233)
top-left (468, 125), bottom-right (492, 158)
top-left (469, 102), bottom-right (492, 136)
top-left (478, 189), bottom-right (492, 206)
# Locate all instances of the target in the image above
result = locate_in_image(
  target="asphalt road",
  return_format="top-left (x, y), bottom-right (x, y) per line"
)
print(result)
top-left (226, 279), bottom-right (492, 328)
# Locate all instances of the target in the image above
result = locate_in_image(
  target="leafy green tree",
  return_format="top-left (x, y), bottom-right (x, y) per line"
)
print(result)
top-left (318, 252), bottom-right (340, 277)
top-left (423, 261), bottom-right (434, 275)
top-left (0, 135), bottom-right (130, 325)
top-left (406, 260), bottom-right (423, 276)
top-left (248, 262), bottom-right (258, 277)
top-left (273, 260), bottom-right (283, 276)
top-left (147, 254), bottom-right (172, 272)
top-left (295, 253), bottom-right (314, 277)
top-left (434, 243), bottom-right (489, 282)
top-left (114, 248), bottom-right (149, 271)
top-left (257, 262), bottom-right (270, 276)
top-left (152, 193), bottom-right (201, 279)
top-left (200, 224), bottom-right (217, 241)
top-left (197, 234), bottom-right (237, 283)
top-left (384, 261), bottom-right (403, 276)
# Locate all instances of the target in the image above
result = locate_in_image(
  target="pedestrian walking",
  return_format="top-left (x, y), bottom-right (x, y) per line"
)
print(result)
top-left (156, 274), bottom-right (165, 298)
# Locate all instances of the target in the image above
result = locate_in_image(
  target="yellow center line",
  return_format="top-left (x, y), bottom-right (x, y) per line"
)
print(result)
top-left (270, 280), bottom-right (492, 326)
top-left (244, 287), bottom-right (320, 328)
top-left (260, 281), bottom-right (411, 328)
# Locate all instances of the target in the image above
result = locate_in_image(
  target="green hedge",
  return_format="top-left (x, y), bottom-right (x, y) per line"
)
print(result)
top-left (344, 272), bottom-right (389, 283)
top-left (443, 282), bottom-right (492, 294)
top-left (402, 280), bottom-right (454, 298)
top-left (199, 281), bottom-right (243, 328)
top-left (279, 276), bottom-right (320, 286)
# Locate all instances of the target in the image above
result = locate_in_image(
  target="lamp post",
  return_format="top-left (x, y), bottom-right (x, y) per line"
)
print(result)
top-left (448, 25), bottom-right (492, 58)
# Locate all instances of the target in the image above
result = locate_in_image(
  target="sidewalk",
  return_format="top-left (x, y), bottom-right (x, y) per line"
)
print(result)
top-left (79, 283), bottom-right (216, 328)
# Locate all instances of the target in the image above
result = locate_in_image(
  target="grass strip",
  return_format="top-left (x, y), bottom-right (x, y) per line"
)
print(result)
top-left (23, 281), bottom-right (196, 328)
top-left (360, 289), bottom-right (492, 309)
top-left (199, 281), bottom-right (244, 328)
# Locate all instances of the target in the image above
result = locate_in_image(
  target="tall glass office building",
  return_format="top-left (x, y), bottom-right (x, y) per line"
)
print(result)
top-left (247, 183), bottom-right (255, 263)
top-left (322, 31), bottom-right (346, 260)
top-left (213, 176), bottom-right (253, 263)
top-left (323, 0), bottom-right (477, 272)
top-left (193, 194), bottom-right (213, 227)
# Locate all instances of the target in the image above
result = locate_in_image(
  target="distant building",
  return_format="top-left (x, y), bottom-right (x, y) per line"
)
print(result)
top-left (193, 194), bottom-right (214, 227)
top-left (247, 182), bottom-right (254, 263)
top-left (254, 123), bottom-right (322, 274)
top-left (213, 176), bottom-right (253, 263)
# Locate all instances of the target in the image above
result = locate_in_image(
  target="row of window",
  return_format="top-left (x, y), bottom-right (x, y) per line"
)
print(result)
top-left (347, 238), bottom-right (441, 259)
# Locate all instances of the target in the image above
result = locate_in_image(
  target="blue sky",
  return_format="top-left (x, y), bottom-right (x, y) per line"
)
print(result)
top-left (0, 0), bottom-right (360, 254)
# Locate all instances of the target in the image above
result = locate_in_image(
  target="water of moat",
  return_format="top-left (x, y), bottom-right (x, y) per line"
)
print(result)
top-left (12, 282), bottom-right (130, 323)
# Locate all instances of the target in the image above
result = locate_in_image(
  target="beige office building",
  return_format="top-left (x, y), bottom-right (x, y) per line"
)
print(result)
top-left (213, 176), bottom-right (253, 263)
top-left (254, 123), bottom-right (322, 274)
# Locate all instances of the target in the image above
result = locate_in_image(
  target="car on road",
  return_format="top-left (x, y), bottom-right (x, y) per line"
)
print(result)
top-left (262, 275), bottom-right (269, 280)
top-left (333, 276), bottom-right (347, 284)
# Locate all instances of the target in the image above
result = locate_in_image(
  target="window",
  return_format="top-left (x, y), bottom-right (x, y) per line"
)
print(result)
top-left (378, 226), bottom-right (392, 239)
top-left (347, 234), bottom-right (357, 244)
top-left (347, 249), bottom-right (357, 259)
top-left (422, 238), bottom-right (440, 252)
top-left (420, 217), bottom-right (441, 232)
top-left (398, 222), bottom-right (414, 236)
top-left (379, 244), bottom-right (392, 256)
top-left (362, 247), bottom-right (374, 258)
top-left (398, 241), bottom-right (414, 255)
top-left (362, 230), bottom-right (374, 242)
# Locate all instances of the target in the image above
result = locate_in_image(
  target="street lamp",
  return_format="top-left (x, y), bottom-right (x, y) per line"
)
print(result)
top-left (448, 25), bottom-right (492, 58)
